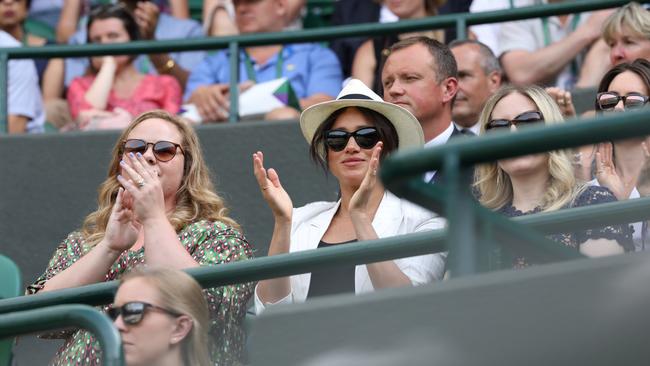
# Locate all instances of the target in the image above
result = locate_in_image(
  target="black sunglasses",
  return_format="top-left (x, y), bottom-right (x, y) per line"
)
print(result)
top-left (486, 111), bottom-right (545, 131)
top-left (597, 92), bottom-right (650, 111)
top-left (122, 139), bottom-right (184, 162)
top-left (324, 127), bottom-right (380, 152)
top-left (108, 301), bottom-right (181, 325)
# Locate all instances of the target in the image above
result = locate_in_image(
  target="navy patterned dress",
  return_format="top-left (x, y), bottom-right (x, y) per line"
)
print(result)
top-left (497, 186), bottom-right (634, 268)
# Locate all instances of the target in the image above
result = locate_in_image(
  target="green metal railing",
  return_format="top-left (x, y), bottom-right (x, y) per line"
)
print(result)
top-left (1, 0), bottom-right (649, 323)
top-left (0, 0), bottom-right (644, 130)
top-left (0, 305), bottom-right (123, 366)
top-left (382, 108), bottom-right (650, 275)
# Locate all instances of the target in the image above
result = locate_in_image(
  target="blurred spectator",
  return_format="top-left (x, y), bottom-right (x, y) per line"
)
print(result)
top-left (203, 0), bottom-right (238, 37)
top-left (0, 30), bottom-right (45, 133)
top-left (66, 4), bottom-right (181, 130)
top-left (604, 2), bottom-right (650, 65)
top-left (351, 0), bottom-right (446, 94)
top-left (185, 0), bottom-right (342, 122)
top-left (330, 0), bottom-right (470, 79)
top-left (592, 59), bottom-right (650, 251)
top-left (27, 110), bottom-right (253, 365)
top-left (382, 37), bottom-right (459, 182)
top-left (499, 1), bottom-right (614, 89)
top-left (253, 79), bottom-right (445, 313)
top-left (468, 0), bottom-right (522, 56)
top-left (64, 0), bottom-right (205, 92)
top-left (475, 85), bottom-right (633, 265)
top-left (57, 0), bottom-right (190, 43)
top-left (0, 0), bottom-right (64, 103)
top-left (29, 0), bottom-right (63, 30)
top-left (450, 39), bottom-right (502, 135)
top-left (111, 267), bottom-right (211, 366)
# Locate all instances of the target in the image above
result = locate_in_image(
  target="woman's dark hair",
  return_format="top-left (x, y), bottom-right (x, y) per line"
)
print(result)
top-left (309, 106), bottom-right (399, 172)
top-left (596, 58), bottom-right (650, 111)
top-left (86, 3), bottom-right (140, 44)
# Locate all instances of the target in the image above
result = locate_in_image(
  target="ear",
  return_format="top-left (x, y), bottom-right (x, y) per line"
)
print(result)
top-left (487, 71), bottom-right (502, 94)
top-left (169, 315), bottom-right (193, 346)
top-left (441, 77), bottom-right (459, 104)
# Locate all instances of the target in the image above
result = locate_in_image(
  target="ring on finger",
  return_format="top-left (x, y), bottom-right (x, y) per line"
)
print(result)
top-left (137, 179), bottom-right (145, 188)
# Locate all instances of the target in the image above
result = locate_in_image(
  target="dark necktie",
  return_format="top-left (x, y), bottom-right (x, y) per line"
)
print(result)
top-left (460, 129), bottom-right (476, 136)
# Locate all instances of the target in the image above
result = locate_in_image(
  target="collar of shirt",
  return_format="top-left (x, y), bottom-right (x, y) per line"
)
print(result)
top-left (424, 123), bottom-right (455, 182)
top-left (453, 121), bottom-right (481, 136)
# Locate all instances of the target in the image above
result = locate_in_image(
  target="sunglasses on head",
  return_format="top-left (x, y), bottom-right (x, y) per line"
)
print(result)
top-left (596, 92), bottom-right (649, 111)
top-left (486, 111), bottom-right (545, 131)
top-left (108, 301), bottom-right (181, 326)
top-left (122, 139), bottom-right (184, 162)
top-left (324, 127), bottom-right (380, 152)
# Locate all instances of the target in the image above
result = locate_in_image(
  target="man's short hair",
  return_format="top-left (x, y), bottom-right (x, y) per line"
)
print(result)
top-left (387, 36), bottom-right (458, 83)
top-left (448, 39), bottom-right (502, 76)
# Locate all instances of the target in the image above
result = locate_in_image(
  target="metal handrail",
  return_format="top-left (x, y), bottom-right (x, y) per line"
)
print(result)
top-left (0, 304), bottom-right (123, 366)
top-left (1, 194), bottom-right (650, 315)
top-left (0, 0), bottom-right (644, 129)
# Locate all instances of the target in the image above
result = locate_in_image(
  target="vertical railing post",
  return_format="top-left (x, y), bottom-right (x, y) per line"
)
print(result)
top-left (228, 41), bottom-right (240, 124)
top-left (455, 16), bottom-right (467, 40)
top-left (0, 51), bottom-right (8, 134)
top-left (444, 152), bottom-right (478, 277)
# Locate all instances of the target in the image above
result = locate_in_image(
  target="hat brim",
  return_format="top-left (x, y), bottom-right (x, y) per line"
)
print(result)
top-left (300, 99), bottom-right (424, 157)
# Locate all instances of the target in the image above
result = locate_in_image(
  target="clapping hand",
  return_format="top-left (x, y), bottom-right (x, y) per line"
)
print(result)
top-left (637, 140), bottom-right (650, 197)
top-left (595, 142), bottom-right (628, 200)
top-left (103, 187), bottom-right (139, 253)
top-left (253, 151), bottom-right (293, 221)
top-left (545, 87), bottom-right (576, 119)
top-left (117, 152), bottom-right (167, 224)
top-left (349, 142), bottom-right (383, 216)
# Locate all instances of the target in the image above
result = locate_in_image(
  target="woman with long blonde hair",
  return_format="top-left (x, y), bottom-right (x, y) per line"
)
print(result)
top-left (111, 267), bottom-right (211, 366)
top-left (474, 85), bottom-right (632, 267)
top-left (28, 110), bottom-right (253, 365)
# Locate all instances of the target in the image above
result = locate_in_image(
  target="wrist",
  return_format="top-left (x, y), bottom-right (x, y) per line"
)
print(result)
top-left (97, 240), bottom-right (123, 258)
top-left (151, 55), bottom-right (175, 74)
top-left (141, 212), bottom-right (169, 227)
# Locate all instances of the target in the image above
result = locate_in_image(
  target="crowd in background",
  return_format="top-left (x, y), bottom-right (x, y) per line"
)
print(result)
top-left (5, 0), bottom-right (650, 365)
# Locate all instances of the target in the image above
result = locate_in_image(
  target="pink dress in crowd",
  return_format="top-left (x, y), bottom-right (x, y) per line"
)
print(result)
top-left (67, 74), bottom-right (182, 120)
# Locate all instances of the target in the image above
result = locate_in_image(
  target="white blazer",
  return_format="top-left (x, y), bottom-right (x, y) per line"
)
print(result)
top-left (254, 192), bottom-right (446, 314)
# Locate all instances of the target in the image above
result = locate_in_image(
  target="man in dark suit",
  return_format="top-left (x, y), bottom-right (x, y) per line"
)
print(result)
top-left (381, 36), bottom-right (460, 183)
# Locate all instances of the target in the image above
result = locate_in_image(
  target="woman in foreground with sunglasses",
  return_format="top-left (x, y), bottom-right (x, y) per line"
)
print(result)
top-left (252, 79), bottom-right (446, 312)
top-left (28, 110), bottom-right (253, 365)
top-left (474, 85), bottom-right (632, 267)
top-left (592, 59), bottom-right (650, 251)
top-left (110, 266), bottom-right (210, 366)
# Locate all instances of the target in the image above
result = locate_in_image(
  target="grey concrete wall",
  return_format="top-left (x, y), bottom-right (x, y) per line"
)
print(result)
top-left (0, 119), bottom-right (338, 365)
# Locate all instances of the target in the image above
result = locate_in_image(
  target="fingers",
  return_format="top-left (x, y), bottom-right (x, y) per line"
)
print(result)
top-left (129, 152), bottom-right (157, 180)
top-left (268, 168), bottom-right (282, 188)
top-left (112, 187), bottom-right (125, 214)
top-left (120, 155), bottom-right (146, 185)
top-left (117, 174), bottom-right (139, 196)
top-left (369, 142), bottom-right (383, 175)
top-left (252, 152), bottom-right (269, 189)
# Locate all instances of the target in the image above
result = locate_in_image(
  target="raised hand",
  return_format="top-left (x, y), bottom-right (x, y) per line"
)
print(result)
top-left (349, 142), bottom-right (383, 216)
top-left (103, 187), bottom-right (139, 253)
top-left (637, 141), bottom-right (650, 197)
top-left (253, 151), bottom-right (293, 221)
top-left (596, 142), bottom-right (627, 200)
top-left (117, 152), bottom-right (167, 224)
top-left (545, 87), bottom-right (576, 119)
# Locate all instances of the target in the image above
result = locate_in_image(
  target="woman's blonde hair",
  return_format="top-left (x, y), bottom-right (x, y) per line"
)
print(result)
top-left (81, 110), bottom-right (239, 245)
top-left (474, 85), bottom-right (585, 212)
top-left (120, 266), bottom-right (211, 366)
top-left (603, 2), bottom-right (650, 44)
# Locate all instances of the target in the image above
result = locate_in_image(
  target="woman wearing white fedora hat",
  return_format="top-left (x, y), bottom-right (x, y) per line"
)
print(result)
top-left (252, 79), bottom-right (446, 312)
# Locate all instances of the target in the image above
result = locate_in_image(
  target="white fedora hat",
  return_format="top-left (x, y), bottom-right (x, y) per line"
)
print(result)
top-left (300, 79), bottom-right (424, 156)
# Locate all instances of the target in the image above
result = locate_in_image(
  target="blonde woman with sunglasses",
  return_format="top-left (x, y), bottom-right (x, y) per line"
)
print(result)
top-left (474, 85), bottom-right (633, 267)
top-left (28, 110), bottom-right (253, 365)
top-left (110, 267), bottom-right (210, 366)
